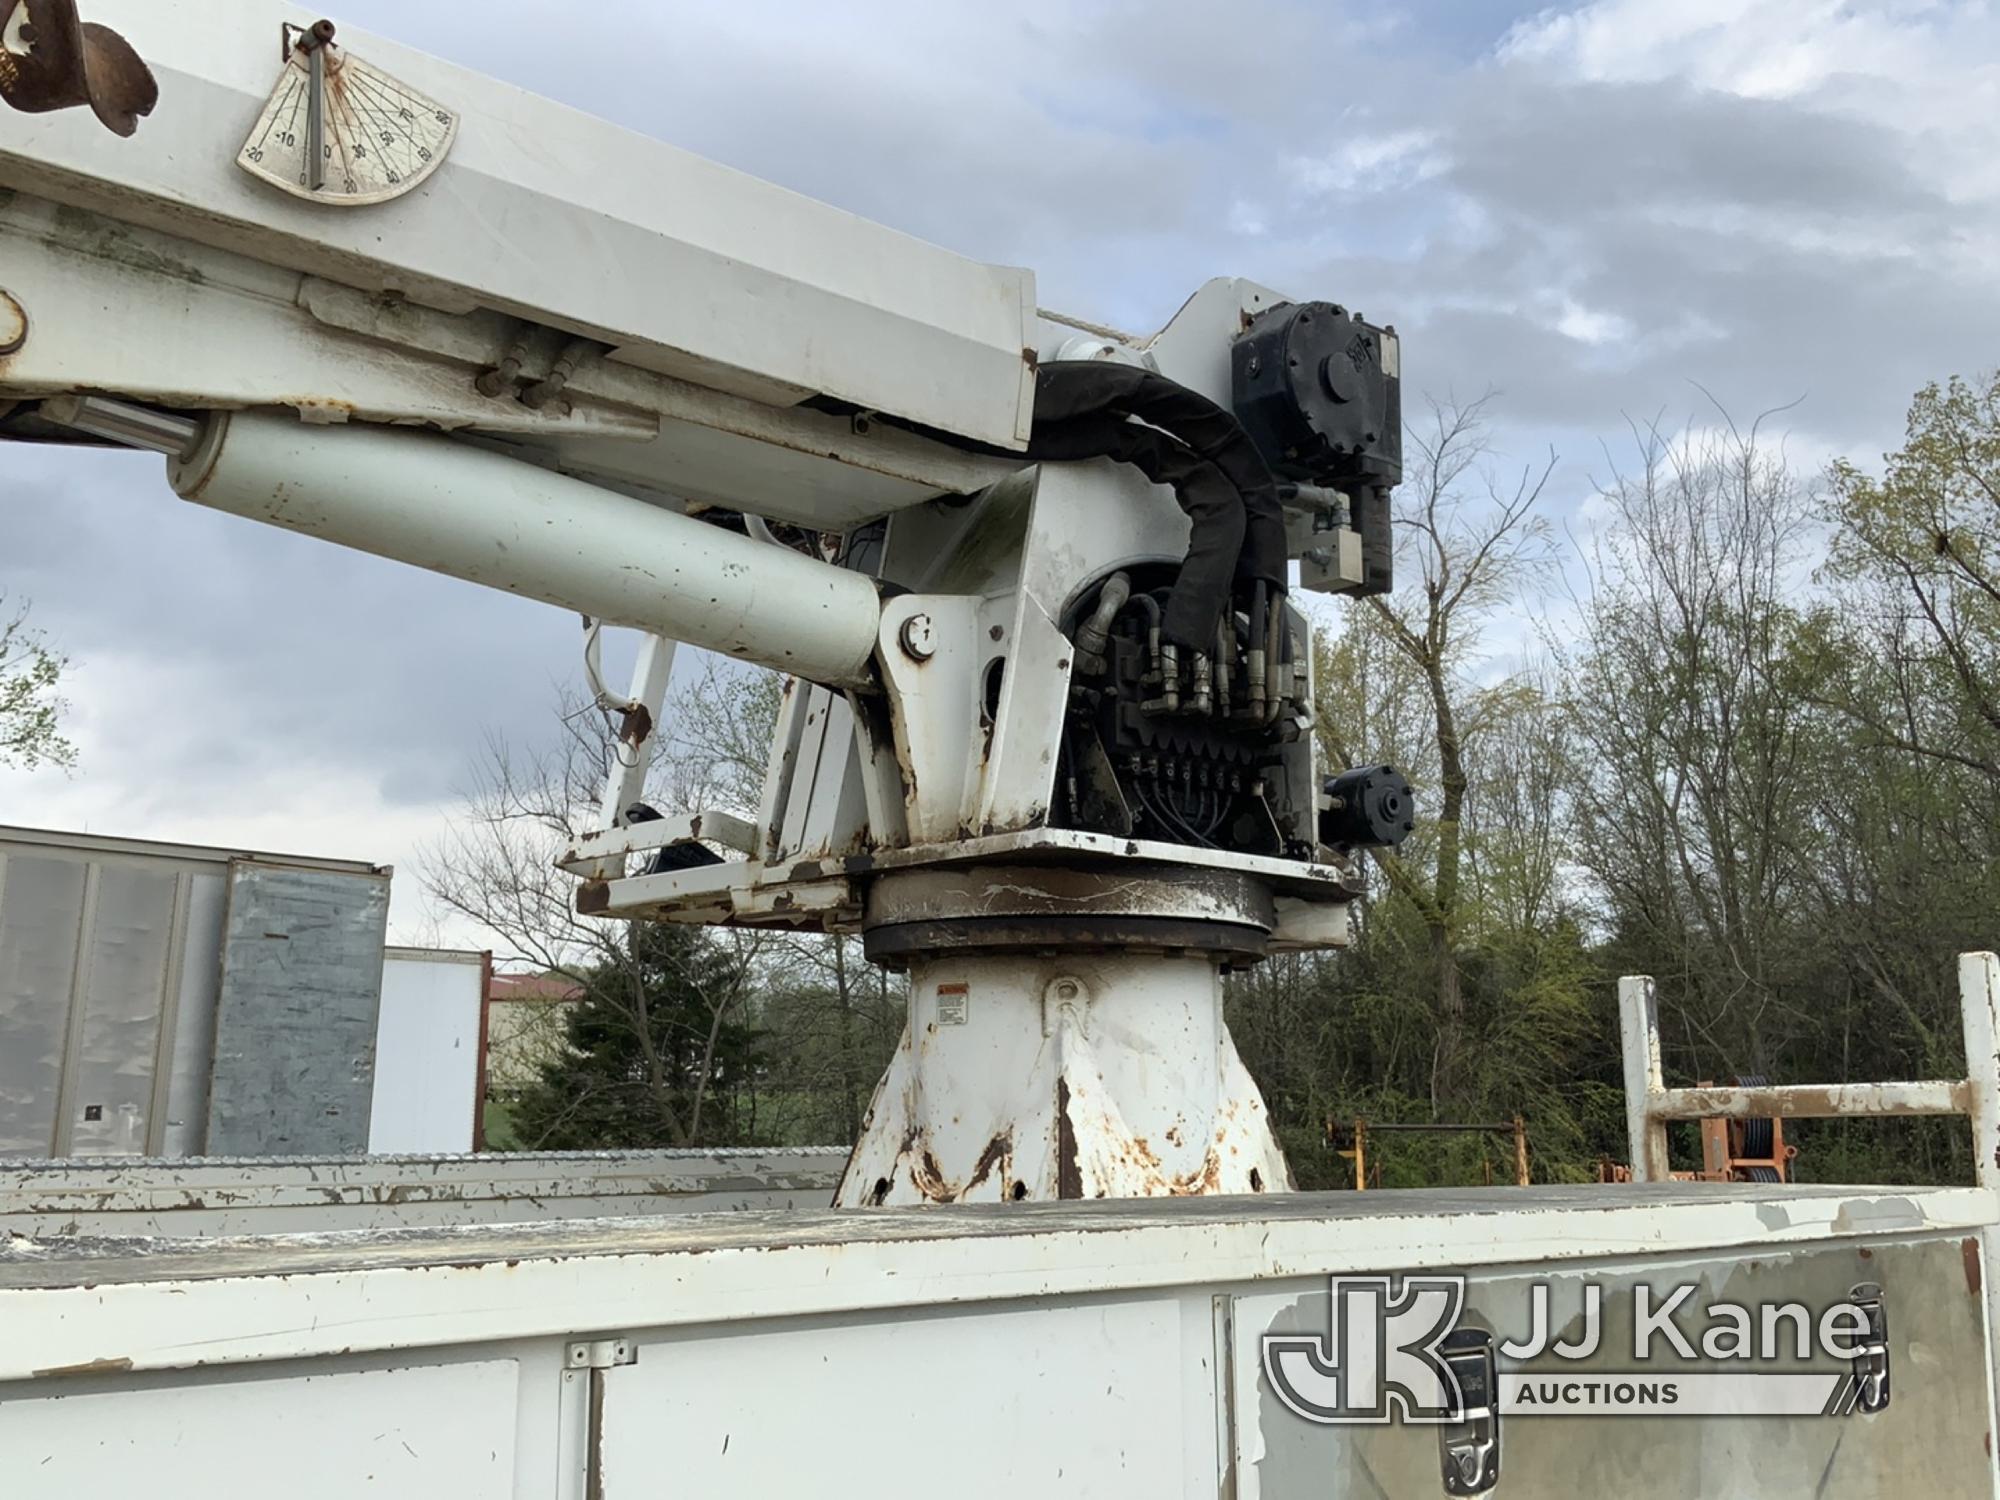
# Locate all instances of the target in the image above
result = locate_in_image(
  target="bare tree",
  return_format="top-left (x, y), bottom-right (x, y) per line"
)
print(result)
top-left (423, 682), bottom-right (769, 1147)
top-left (1557, 409), bottom-right (1820, 1075)
top-left (1318, 394), bottom-right (1558, 1106)
top-left (1462, 672), bottom-right (1574, 938)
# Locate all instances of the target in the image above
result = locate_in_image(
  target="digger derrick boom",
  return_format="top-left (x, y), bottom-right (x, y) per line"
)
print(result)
top-left (0, 0), bottom-right (1410, 1202)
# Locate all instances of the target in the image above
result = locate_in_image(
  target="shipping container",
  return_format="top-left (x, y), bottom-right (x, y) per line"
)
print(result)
top-left (0, 825), bottom-right (474, 1157)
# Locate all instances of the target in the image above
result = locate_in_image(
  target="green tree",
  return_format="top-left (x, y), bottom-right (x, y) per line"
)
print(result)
top-left (1232, 397), bottom-right (1607, 1188)
top-left (510, 921), bottom-right (765, 1150)
top-left (0, 595), bottom-right (75, 770)
top-left (1827, 371), bottom-right (2000, 782)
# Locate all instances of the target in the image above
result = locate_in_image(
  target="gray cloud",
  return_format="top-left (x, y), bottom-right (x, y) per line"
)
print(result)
top-left (3, 446), bottom-right (581, 810)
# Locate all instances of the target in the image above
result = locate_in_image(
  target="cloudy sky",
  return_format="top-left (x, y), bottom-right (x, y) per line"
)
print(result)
top-left (5, 0), bottom-right (2000, 944)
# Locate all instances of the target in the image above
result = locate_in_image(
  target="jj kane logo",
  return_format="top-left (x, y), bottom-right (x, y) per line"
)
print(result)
top-left (1263, 1275), bottom-right (1890, 1423)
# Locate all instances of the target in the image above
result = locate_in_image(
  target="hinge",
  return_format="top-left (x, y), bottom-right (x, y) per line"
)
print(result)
top-left (1847, 1283), bottom-right (1890, 1414)
top-left (1438, 1329), bottom-right (1500, 1496)
top-left (566, 1337), bottom-right (637, 1370)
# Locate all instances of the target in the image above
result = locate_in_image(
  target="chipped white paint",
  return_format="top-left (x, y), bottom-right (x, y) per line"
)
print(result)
top-left (3, 1184), bottom-right (1992, 1381)
top-left (1617, 975), bottom-right (1668, 1182)
top-left (1962, 951), bottom-right (2000, 1435)
top-left (0, 1148), bottom-right (846, 1236)
top-left (837, 952), bottom-right (1291, 1205)
top-left (1622, 953), bottom-right (2000, 1439)
top-left (4, 1191), bottom-right (1990, 1499)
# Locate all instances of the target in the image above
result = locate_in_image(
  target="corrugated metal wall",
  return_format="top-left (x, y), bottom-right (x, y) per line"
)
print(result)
top-left (0, 853), bottom-right (90, 1154)
top-left (203, 862), bottom-right (391, 1155)
top-left (0, 850), bottom-right (207, 1156)
top-left (0, 831), bottom-right (389, 1158)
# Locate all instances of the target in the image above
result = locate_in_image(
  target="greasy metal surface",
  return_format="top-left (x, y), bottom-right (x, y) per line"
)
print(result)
top-left (864, 863), bottom-right (1276, 928)
top-left (600, 824), bottom-right (1362, 930)
top-left (0, 1183), bottom-right (1980, 1293)
top-left (203, 862), bottom-right (390, 1155)
top-left (0, 0), bottom-right (156, 135)
top-left (864, 915), bottom-right (1273, 960)
top-left (862, 862), bottom-right (1278, 960)
top-left (1243, 1235), bottom-right (1994, 1498)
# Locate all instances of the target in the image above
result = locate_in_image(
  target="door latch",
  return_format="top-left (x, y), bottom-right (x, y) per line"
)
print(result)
top-left (1438, 1328), bottom-right (1500, 1495)
top-left (1847, 1282), bottom-right (1890, 1414)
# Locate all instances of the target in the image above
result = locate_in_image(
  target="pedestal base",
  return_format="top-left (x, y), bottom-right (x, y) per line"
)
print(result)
top-left (835, 950), bottom-right (1293, 1205)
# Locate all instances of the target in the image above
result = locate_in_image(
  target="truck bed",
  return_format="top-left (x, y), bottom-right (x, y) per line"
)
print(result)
top-left (4, 1182), bottom-right (1994, 1497)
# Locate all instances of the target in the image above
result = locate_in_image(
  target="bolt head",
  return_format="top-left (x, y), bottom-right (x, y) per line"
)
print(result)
top-left (898, 613), bottom-right (937, 662)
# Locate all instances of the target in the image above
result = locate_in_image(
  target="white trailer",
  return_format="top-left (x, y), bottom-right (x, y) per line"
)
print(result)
top-left (0, 825), bottom-right (394, 1157)
top-left (0, 826), bottom-right (493, 1157)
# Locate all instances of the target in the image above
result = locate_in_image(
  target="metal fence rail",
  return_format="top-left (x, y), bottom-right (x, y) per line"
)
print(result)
top-left (1619, 950), bottom-right (2000, 1431)
top-left (1616, 952), bottom-right (2000, 1189)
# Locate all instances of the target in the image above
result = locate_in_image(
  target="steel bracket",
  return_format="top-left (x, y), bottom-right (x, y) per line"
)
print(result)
top-left (566, 1337), bottom-right (637, 1371)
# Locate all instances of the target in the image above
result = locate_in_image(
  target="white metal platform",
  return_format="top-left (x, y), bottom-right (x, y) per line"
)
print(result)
top-left (3, 1183), bottom-right (1992, 1499)
top-left (3, 1182), bottom-right (1987, 1365)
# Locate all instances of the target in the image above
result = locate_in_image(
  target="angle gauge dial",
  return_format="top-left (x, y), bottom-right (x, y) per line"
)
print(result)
top-left (237, 19), bottom-right (456, 205)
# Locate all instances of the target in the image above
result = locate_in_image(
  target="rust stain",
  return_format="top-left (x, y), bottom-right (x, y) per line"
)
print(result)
top-left (910, 1148), bottom-right (952, 1202)
top-left (1965, 1237), bottom-right (1983, 1296)
top-left (967, 1131), bottom-right (1013, 1194)
top-left (0, 0), bottom-right (157, 136)
top-left (287, 397), bottom-right (359, 423)
top-left (1657, 1081), bottom-right (1977, 1121)
top-left (1056, 1078), bottom-right (1083, 1200)
top-left (575, 879), bottom-right (610, 914)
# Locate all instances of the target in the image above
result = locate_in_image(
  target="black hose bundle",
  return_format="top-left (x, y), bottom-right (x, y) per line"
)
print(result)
top-left (1025, 362), bottom-right (1287, 651)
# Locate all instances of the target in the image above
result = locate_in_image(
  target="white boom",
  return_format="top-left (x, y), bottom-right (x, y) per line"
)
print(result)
top-left (1, 0), bottom-right (1413, 1203)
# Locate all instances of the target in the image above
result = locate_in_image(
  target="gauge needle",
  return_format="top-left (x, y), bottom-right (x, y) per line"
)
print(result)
top-left (306, 44), bottom-right (325, 191)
